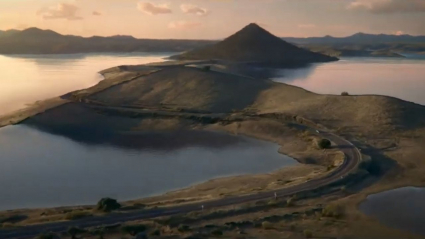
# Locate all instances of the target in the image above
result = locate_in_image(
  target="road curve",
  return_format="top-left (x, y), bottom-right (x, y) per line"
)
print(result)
top-left (0, 129), bottom-right (361, 239)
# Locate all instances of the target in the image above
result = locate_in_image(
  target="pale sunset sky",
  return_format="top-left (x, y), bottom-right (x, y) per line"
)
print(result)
top-left (1, 0), bottom-right (425, 39)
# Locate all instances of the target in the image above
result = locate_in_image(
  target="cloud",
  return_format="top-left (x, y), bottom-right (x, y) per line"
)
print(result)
top-left (92, 11), bottom-right (102, 16)
top-left (37, 3), bottom-right (83, 20)
top-left (137, 2), bottom-right (172, 15)
top-left (347, 0), bottom-right (425, 14)
top-left (168, 21), bottom-right (202, 30)
top-left (180, 4), bottom-right (210, 16)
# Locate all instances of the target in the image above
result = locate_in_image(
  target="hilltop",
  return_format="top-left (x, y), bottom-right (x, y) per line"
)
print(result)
top-left (172, 23), bottom-right (338, 67)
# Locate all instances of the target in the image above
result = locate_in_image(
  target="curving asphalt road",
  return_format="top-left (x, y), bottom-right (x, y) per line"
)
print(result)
top-left (0, 129), bottom-right (361, 239)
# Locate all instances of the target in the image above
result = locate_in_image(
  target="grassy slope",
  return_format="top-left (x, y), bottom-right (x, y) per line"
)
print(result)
top-left (173, 24), bottom-right (337, 65)
top-left (88, 66), bottom-right (272, 113)
top-left (252, 83), bottom-right (425, 132)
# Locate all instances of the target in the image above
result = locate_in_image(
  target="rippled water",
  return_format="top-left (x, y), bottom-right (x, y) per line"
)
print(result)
top-left (0, 53), bottom-right (171, 116)
top-left (359, 187), bottom-right (425, 236)
top-left (273, 57), bottom-right (425, 105)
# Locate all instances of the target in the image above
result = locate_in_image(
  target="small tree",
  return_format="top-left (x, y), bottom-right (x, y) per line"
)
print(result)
top-left (96, 198), bottom-right (121, 212)
top-left (341, 91), bottom-right (349, 96)
top-left (316, 138), bottom-right (331, 149)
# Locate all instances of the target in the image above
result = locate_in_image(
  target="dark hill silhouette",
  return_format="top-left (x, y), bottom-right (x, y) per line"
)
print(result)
top-left (172, 23), bottom-right (338, 66)
top-left (284, 32), bottom-right (425, 45)
top-left (0, 29), bottom-right (19, 38)
top-left (0, 28), bottom-right (215, 54)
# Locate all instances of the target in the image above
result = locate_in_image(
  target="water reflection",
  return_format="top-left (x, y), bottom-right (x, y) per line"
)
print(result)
top-left (0, 53), bottom-right (172, 115)
top-left (272, 57), bottom-right (425, 105)
top-left (359, 187), bottom-right (425, 236)
top-left (0, 125), bottom-right (295, 210)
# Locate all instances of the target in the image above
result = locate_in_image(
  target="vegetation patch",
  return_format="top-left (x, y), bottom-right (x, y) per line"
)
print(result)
top-left (121, 224), bottom-right (147, 236)
top-left (322, 204), bottom-right (345, 218)
top-left (35, 232), bottom-right (60, 239)
top-left (316, 138), bottom-right (331, 149)
top-left (177, 224), bottom-right (191, 233)
top-left (68, 227), bottom-right (87, 239)
top-left (303, 229), bottom-right (313, 238)
top-left (211, 229), bottom-right (223, 236)
top-left (0, 214), bottom-right (28, 224)
top-left (96, 198), bottom-right (121, 212)
top-left (65, 211), bottom-right (92, 220)
top-left (261, 221), bottom-right (274, 230)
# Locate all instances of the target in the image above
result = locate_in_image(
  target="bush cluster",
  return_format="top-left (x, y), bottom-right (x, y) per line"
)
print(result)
top-left (96, 198), bottom-right (121, 212)
top-left (316, 138), bottom-right (331, 149)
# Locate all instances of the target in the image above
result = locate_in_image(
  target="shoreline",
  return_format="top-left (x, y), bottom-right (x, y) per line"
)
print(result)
top-left (0, 120), bottom-right (337, 216)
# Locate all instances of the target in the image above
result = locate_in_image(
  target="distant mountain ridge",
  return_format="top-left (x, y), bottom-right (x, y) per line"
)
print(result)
top-left (0, 27), bottom-right (215, 54)
top-left (172, 23), bottom-right (337, 67)
top-left (0, 27), bottom-right (424, 55)
top-left (283, 32), bottom-right (425, 45)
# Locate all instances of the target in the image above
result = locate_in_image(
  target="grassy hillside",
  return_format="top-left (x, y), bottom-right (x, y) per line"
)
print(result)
top-left (87, 66), bottom-right (272, 113)
top-left (173, 23), bottom-right (337, 66)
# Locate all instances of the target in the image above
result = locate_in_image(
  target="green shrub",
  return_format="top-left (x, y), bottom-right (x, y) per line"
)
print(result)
top-left (149, 229), bottom-right (161, 236)
top-left (286, 197), bottom-right (295, 207)
top-left (177, 224), bottom-right (191, 233)
top-left (322, 204), bottom-right (344, 218)
top-left (121, 224), bottom-right (147, 236)
top-left (267, 200), bottom-right (278, 207)
top-left (202, 65), bottom-right (211, 71)
top-left (261, 221), bottom-right (274, 230)
top-left (341, 92), bottom-right (349, 96)
top-left (316, 138), bottom-right (331, 149)
top-left (303, 229), bottom-right (313, 238)
top-left (96, 198), bottom-right (121, 212)
top-left (211, 229), bottom-right (223, 236)
top-left (65, 211), bottom-right (92, 220)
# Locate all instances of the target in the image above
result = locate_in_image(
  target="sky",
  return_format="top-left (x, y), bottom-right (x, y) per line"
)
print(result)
top-left (1, 0), bottom-right (425, 39)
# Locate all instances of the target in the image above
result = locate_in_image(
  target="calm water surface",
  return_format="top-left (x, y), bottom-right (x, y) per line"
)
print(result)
top-left (0, 53), bottom-right (171, 116)
top-left (0, 125), bottom-right (295, 211)
top-left (273, 57), bottom-right (425, 105)
top-left (359, 187), bottom-right (425, 236)
top-left (1, 54), bottom-right (424, 211)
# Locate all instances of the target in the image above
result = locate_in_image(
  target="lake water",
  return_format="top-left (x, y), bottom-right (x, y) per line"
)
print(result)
top-left (0, 125), bottom-right (295, 210)
top-left (273, 57), bottom-right (425, 106)
top-left (0, 53), bottom-right (171, 116)
top-left (1, 54), bottom-right (424, 211)
top-left (359, 187), bottom-right (425, 236)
